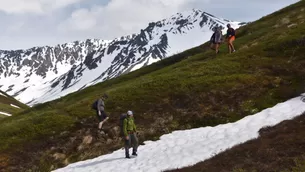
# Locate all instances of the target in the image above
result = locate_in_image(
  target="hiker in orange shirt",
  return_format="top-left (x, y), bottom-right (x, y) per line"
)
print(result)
top-left (226, 24), bottom-right (236, 53)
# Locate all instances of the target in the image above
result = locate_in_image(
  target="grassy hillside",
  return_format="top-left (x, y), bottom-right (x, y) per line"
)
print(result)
top-left (1, 1), bottom-right (305, 171)
top-left (0, 90), bottom-right (28, 119)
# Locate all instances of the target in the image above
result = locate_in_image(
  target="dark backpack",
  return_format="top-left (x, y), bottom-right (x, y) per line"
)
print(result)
top-left (210, 33), bottom-right (216, 42)
top-left (229, 28), bottom-right (236, 36)
top-left (119, 113), bottom-right (127, 136)
top-left (91, 100), bottom-right (98, 110)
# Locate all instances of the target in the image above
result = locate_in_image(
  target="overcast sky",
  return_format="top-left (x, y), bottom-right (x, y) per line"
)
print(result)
top-left (0, 0), bottom-right (300, 50)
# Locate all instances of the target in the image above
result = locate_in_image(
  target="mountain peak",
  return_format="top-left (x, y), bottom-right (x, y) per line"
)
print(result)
top-left (0, 10), bottom-right (242, 106)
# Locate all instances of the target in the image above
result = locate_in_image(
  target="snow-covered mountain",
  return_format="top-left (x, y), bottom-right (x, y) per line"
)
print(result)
top-left (0, 9), bottom-right (244, 106)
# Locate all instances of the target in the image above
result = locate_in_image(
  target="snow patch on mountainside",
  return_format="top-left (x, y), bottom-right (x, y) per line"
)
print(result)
top-left (53, 94), bottom-right (305, 172)
top-left (10, 104), bottom-right (20, 109)
top-left (0, 111), bottom-right (12, 116)
top-left (0, 92), bottom-right (7, 97)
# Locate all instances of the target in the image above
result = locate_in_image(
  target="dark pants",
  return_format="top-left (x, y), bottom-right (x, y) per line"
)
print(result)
top-left (124, 133), bottom-right (138, 157)
top-left (96, 110), bottom-right (108, 122)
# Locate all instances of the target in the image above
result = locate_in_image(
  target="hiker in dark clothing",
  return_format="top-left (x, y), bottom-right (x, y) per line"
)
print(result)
top-left (210, 26), bottom-right (223, 54)
top-left (226, 24), bottom-right (236, 53)
top-left (93, 93), bottom-right (109, 131)
top-left (123, 110), bottom-right (138, 158)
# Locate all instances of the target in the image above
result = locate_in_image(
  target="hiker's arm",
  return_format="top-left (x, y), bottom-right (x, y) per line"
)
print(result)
top-left (97, 99), bottom-right (101, 111)
top-left (133, 120), bottom-right (137, 132)
top-left (123, 119), bottom-right (128, 137)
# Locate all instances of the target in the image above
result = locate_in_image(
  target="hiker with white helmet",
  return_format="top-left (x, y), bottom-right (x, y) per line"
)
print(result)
top-left (122, 110), bottom-right (138, 158)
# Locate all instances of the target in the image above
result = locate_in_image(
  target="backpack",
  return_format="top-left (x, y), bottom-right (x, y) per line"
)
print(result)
top-left (119, 113), bottom-right (127, 136)
top-left (91, 100), bottom-right (98, 110)
top-left (229, 28), bottom-right (236, 36)
top-left (210, 33), bottom-right (216, 42)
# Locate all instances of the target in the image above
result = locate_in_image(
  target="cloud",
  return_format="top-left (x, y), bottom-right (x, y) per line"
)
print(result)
top-left (58, 8), bottom-right (97, 31)
top-left (0, 0), bottom-right (85, 14)
top-left (58, 0), bottom-right (193, 39)
top-left (58, 0), bottom-right (300, 41)
top-left (0, 0), bottom-right (300, 50)
top-left (183, 0), bottom-right (301, 21)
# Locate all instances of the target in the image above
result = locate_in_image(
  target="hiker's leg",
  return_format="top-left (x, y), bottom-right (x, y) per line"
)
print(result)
top-left (215, 44), bottom-right (220, 53)
top-left (230, 40), bottom-right (235, 51)
top-left (124, 136), bottom-right (131, 157)
top-left (99, 120), bottom-right (105, 130)
top-left (227, 39), bottom-right (232, 53)
top-left (131, 133), bottom-right (138, 154)
top-left (228, 43), bottom-right (232, 53)
top-left (98, 117), bottom-right (104, 129)
top-left (229, 37), bottom-right (235, 52)
top-left (99, 111), bottom-right (109, 129)
top-left (96, 110), bottom-right (103, 130)
top-left (98, 122), bottom-right (102, 129)
top-left (210, 43), bottom-right (215, 50)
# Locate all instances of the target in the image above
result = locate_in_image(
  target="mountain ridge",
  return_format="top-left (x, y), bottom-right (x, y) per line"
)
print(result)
top-left (0, 9), bottom-right (243, 106)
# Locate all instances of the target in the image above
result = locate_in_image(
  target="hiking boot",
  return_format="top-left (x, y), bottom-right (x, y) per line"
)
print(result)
top-left (126, 155), bottom-right (131, 159)
top-left (132, 152), bottom-right (137, 156)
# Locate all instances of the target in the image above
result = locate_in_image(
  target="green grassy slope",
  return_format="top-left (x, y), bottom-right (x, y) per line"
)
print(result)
top-left (0, 90), bottom-right (28, 118)
top-left (1, 1), bottom-right (305, 171)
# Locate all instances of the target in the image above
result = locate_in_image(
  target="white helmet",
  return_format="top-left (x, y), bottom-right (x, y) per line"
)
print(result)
top-left (127, 110), bottom-right (133, 115)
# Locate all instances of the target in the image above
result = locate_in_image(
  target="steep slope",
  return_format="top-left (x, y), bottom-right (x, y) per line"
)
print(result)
top-left (0, 9), bottom-right (242, 106)
top-left (0, 90), bottom-right (28, 118)
top-left (0, 1), bottom-right (305, 171)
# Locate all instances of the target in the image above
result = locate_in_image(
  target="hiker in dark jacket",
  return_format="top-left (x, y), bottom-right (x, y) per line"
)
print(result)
top-left (210, 26), bottom-right (223, 54)
top-left (123, 110), bottom-right (138, 158)
top-left (95, 94), bottom-right (109, 131)
top-left (226, 24), bottom-right (236, 53)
